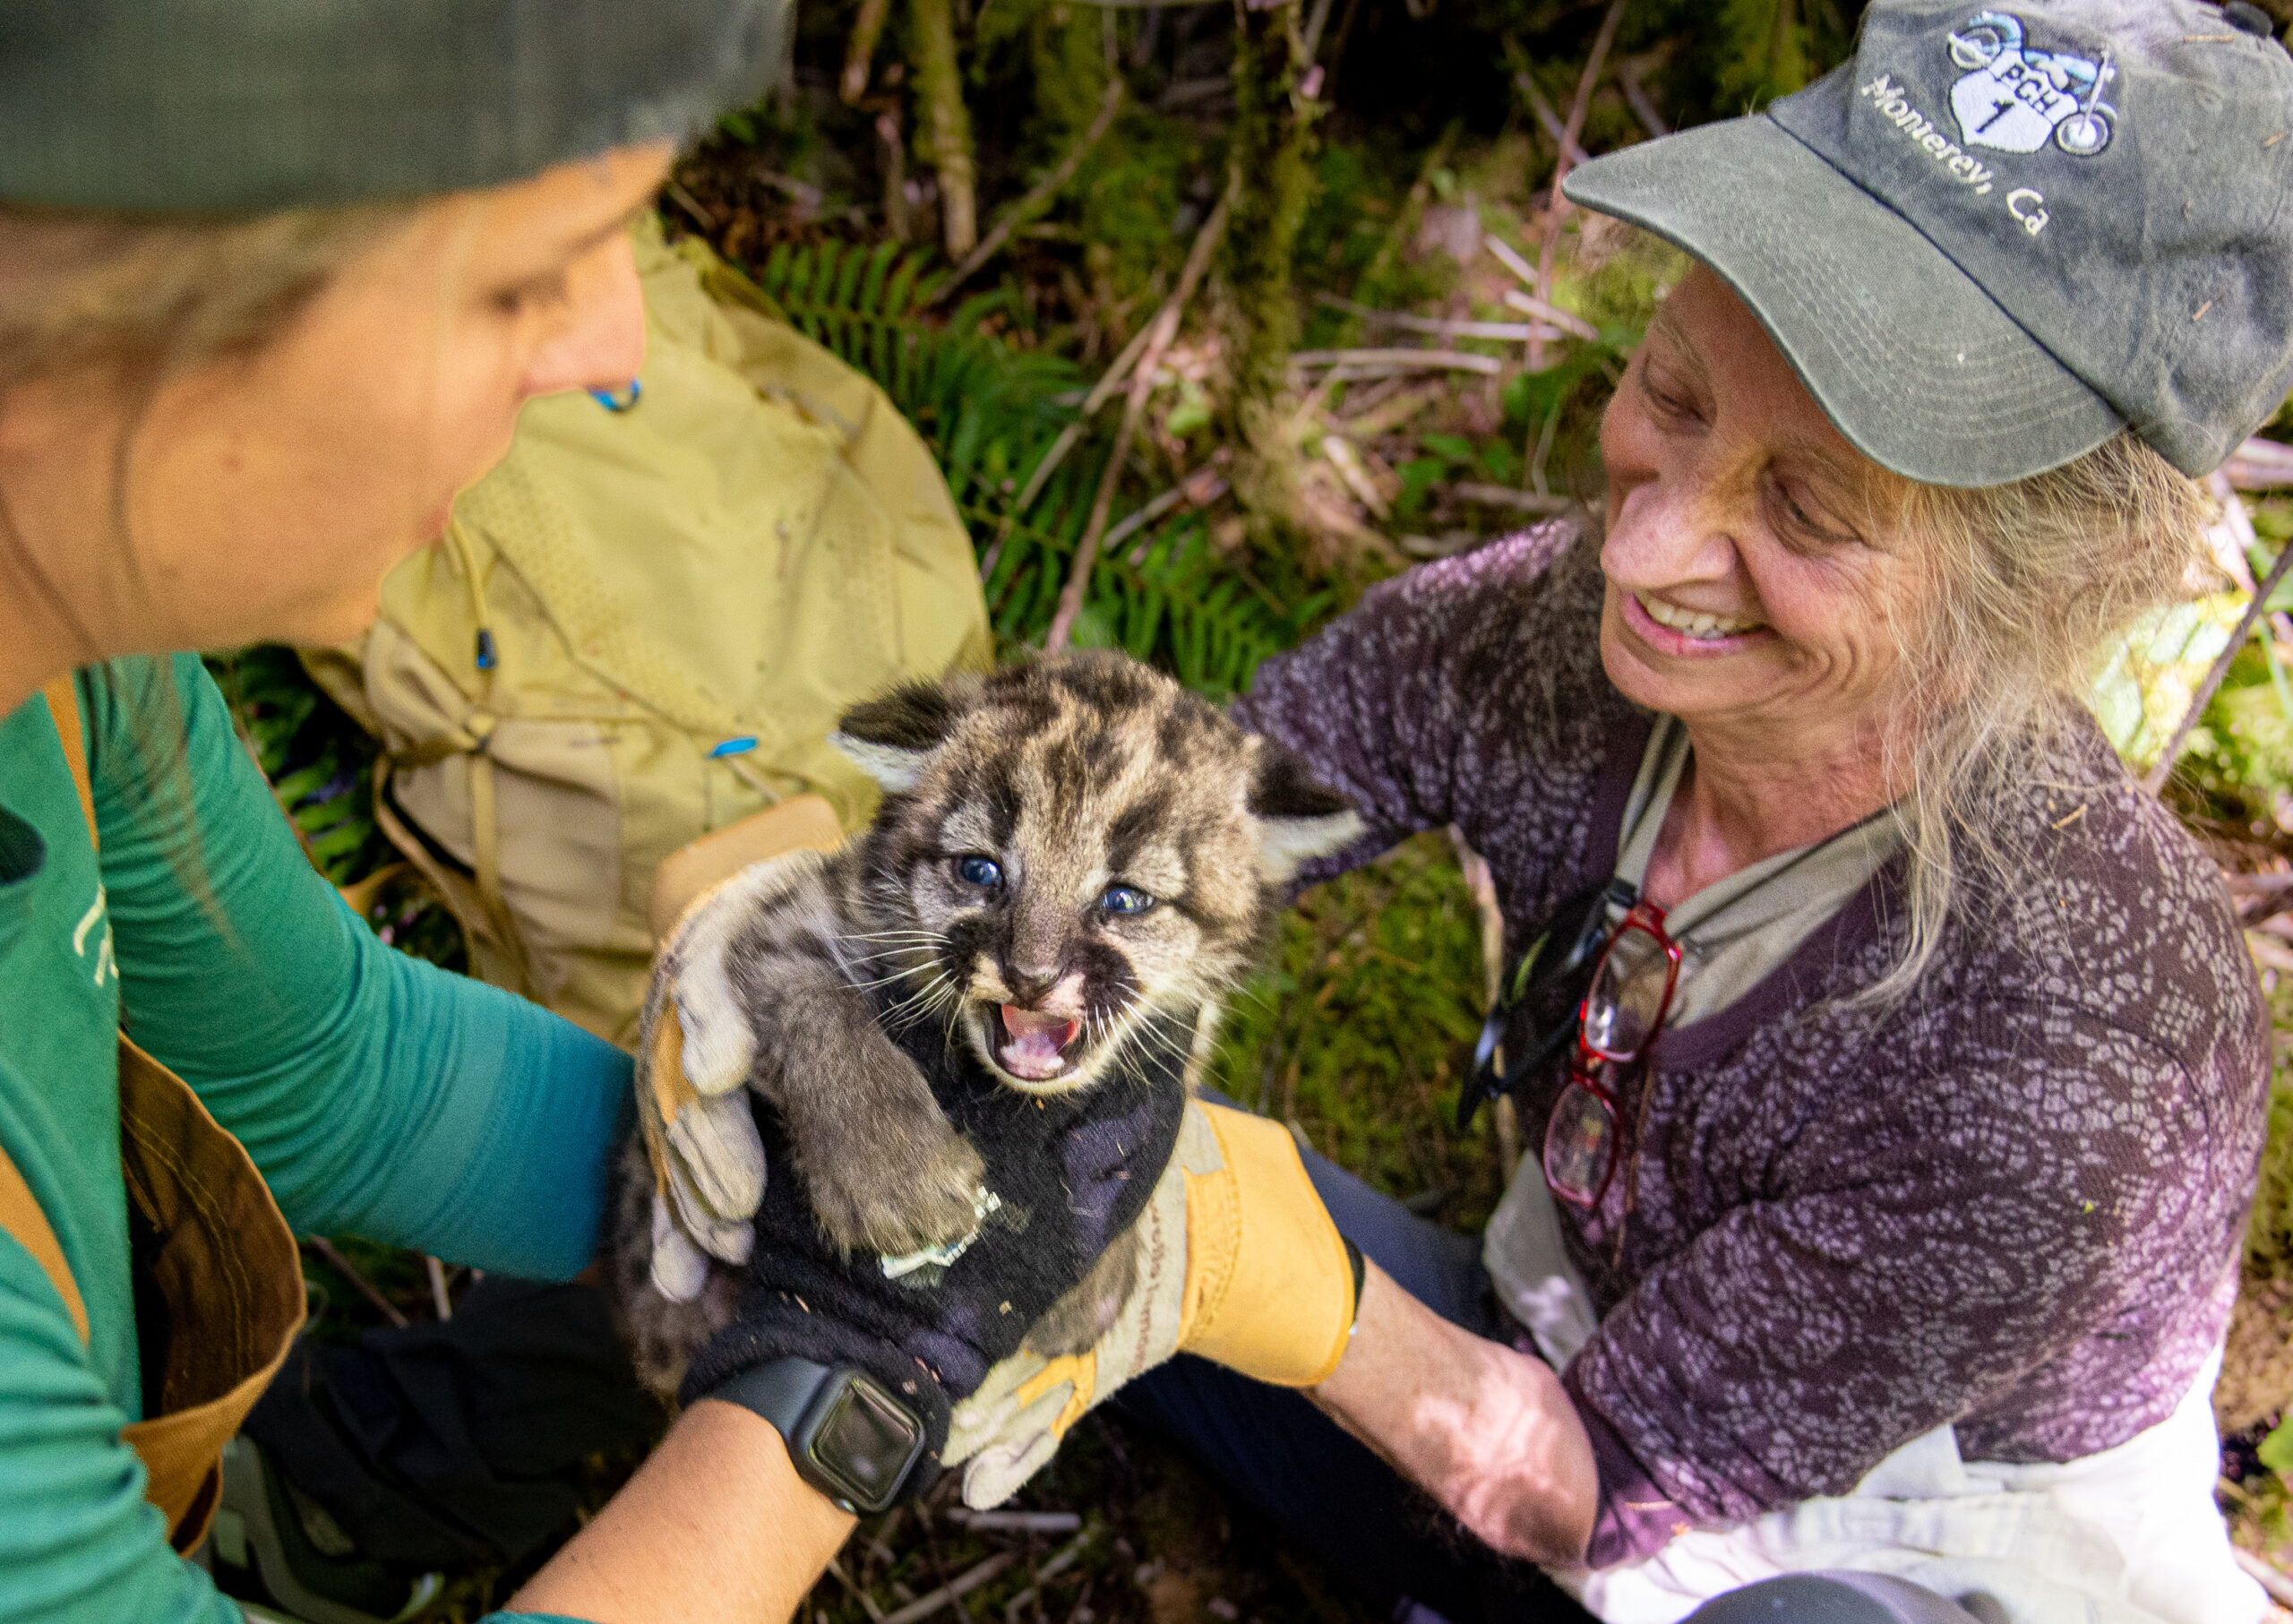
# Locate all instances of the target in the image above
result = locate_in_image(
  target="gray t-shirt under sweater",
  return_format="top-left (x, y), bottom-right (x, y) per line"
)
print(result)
top-left (1228, 522), bottom-right (2269, 1568)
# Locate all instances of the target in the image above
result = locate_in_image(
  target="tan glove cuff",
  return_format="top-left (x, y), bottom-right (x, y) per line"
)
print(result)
top-left (1177, 1103), bottom-right (1356, 1388)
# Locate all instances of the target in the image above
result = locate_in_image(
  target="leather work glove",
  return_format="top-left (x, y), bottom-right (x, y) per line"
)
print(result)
top-left (942, 1098), bottom-right (1361, 1508)
top-left (635, 796), bottom-right (847, 1298)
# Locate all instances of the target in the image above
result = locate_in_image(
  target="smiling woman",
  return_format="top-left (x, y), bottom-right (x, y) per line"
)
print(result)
top-left (1597, 265), bottom-right (2211, 1001)
top-left (1101, 4), bottom-right (2293, 1622)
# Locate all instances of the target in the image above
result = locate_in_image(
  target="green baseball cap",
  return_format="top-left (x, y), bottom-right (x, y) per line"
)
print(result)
top-left (1564, 0), bottom-right (2293, 486)
top-left (0, 0), bottom-right (792, 215)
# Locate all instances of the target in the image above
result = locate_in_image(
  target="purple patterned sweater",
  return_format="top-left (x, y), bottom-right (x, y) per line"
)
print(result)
top-left (1230, 523), bottom-right (2271, 1568)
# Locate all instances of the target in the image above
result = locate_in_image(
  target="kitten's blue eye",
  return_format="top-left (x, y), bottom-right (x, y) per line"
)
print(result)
top-left (956, 855), bottom-right (1002, 888)
top-left (1101, 884), bottom-right (1155, 916)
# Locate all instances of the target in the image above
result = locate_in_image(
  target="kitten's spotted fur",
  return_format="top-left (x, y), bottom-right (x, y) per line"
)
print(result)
top-left (611, 651), bottom-right (1361, 1400)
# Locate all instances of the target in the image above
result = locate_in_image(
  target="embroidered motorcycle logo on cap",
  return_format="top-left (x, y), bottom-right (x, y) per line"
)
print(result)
top-left (1947, 11), bottom-right (2116, 156)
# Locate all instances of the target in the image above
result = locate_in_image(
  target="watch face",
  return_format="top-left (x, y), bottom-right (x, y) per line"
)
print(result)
top-left (806, 1373), bottom-right (925, 1512)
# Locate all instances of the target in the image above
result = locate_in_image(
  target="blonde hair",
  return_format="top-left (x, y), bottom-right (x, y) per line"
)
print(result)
top-left (0, 202), bottom-right (416, 887)
top-left (1868, 431), bottom-right (2215, 1005)
top-left (0, 203), bottom-right (413, 391)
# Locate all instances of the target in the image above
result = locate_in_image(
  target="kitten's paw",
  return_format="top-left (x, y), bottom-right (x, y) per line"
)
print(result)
top-left (808, 1127), bottom-right (988, 1258)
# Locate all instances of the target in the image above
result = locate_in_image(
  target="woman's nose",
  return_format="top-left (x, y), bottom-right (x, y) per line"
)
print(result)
top-left (1602, 474), bottom-right (1740, 589)
top-left (520, 235), bottom-right (648, 400)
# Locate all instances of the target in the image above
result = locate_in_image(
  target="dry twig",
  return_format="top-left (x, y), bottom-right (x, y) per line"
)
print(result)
top-left (1313, 292), bottom-right (1548, 343)
top-left (1044, 197), bottom-right (1230, 648)
top-left (1292, 348), bottom-right (1505, 376)
top-left (842, 0), bottom-right (895, 102)
top-left (1515, 72), bottom-right (1593, 167)
top-left (2145, 537), bottom-right (2293, 795)
top-left (2234, 1547), bottom-right (2293, 1609)
top-left (305, 1237), bottom-right (409, 1328)
top-left (1452, 482), bottom-right (1574, 514)
top-left (1530, 0), bottom-right (1628, 370)
top-left (994, 1523), bottom-right (1098, 1620)
top-left (940, 79), bottom-right (1125, 296)
top-left (879, 1552), bottom-right (1017, 1624)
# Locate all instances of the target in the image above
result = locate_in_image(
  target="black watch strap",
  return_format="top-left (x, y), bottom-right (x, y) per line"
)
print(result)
top-left (706, 1357), bottom-right (930, 1515)
top-left (709, 1355), bottom-right (837, 1440)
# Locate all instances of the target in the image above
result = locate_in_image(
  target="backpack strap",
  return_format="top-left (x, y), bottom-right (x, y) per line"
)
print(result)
top-left (44, 677), bottom-right (96, 855)
top-left (0, 680), bottom-right (101, 1345)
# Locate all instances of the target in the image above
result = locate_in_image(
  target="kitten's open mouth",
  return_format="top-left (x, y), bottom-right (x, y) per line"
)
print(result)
top-left (989, 1004), bottom-right (1086, 1084)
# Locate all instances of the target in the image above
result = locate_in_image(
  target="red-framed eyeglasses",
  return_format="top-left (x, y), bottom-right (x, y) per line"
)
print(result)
top-left (1542, 899), bottom-right (1681, 1209)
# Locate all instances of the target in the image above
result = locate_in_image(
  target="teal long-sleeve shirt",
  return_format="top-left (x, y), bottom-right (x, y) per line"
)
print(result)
top-left (0, 656), bottom-right (629, 1624)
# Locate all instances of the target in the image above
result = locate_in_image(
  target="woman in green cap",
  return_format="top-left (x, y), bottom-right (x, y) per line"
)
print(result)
top-left (906, 3), bottom-right (2293, 1622)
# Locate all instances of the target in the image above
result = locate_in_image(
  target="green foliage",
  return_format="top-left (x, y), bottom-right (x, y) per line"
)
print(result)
top-left (202, 647), bottom-right (467, 971)
top-left (1207, 832), bottom-right (1504, 1231)
top-left (743, 234), bottom-right (1328, 697)
top-left (203, 647), bottom-right (391, 887)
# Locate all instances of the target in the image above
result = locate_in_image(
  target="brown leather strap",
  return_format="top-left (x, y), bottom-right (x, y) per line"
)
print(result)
top-left (0, 1149), bottom-right (90, 1345)
top-left (42, 677), bottom-right (96, 854)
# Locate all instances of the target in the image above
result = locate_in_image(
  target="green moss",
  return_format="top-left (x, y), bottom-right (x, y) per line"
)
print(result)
top-left (1207, 832), bottom-right (1504, 1232)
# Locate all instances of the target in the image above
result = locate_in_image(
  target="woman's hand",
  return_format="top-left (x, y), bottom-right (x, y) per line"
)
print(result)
top-left (1311, 1263), bottom-right (1597, 1568)
top-left (511, 1399), bottom-right (854, 1623)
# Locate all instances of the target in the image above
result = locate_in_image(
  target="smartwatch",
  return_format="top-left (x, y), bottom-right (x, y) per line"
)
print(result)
top-left (707, 1357), bottom-right (929, 1515)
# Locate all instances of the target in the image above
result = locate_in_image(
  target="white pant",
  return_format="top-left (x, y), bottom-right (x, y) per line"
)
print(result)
top-left (1553, 1350), bottom-right (2262, 1624)
top-left (1483, 1167), bottom-right (2266, 1624)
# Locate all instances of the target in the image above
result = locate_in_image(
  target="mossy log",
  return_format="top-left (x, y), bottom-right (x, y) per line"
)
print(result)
top-left (912, 0), bottom-right (979, 256)
top-left (1219, 0), bottom-right (1323, 543)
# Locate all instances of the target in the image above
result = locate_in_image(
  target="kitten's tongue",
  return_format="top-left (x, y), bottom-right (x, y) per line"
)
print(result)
top-left (998, 1005), bottom-right (1079, 1078)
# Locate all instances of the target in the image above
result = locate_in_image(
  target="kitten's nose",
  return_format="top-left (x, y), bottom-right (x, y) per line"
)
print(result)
top-left (1005, 963), bottom-right (1061, 1006)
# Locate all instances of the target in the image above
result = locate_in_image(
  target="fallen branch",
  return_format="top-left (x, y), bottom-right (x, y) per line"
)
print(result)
top-left (1321, 434), bottom-right (1392, 519)
top-left (912, 0), bottom-right (978, 255)
top-left (879, 1551), bottom-right (1017, 1624)
top-left (1044, 197), bottom-right (1230, 649)
top-left (841, 0), bottom-right (895, 103)
top-left (994, 1523), bottom-right (1098, 1621)
top-left (1618, 54), bottom-right (1670, 137)
top-left (2144, 537), bottom-right (2293, 795)
top-left (946, 1509), bottom-right (1083, 1534)
top-left (1531, 0), bottom-right (1628, 370)
top-left (1515, 72), bottom-right (1592, 167)
top-left (1110, 468), bottom-right (1228, 559)
top-left (938, 79), bottom-right (1125, 298)
top-left (1313, 292), bottom-right (1548, 343)
top-left (1451, 482), bottom-right (1574, 514)
top-left (425, 1255), bottom-right (452, 1321)
top-left (1500, 288), bottom-right (1600, 341)
top-left (827, 1557), bottom-right (889, 1622)
top-left (2233, 1547), bottom-right (2293, 1609)
top-left (2226, 434), bottom-right (2293, 492)
top-left (1292, 348), bottom-right (1505, 376)
top-left (305, 1237), bottom-right (408, 1328)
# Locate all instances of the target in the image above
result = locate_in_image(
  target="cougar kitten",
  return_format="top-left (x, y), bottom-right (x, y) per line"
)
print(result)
top-left (612, 651), bottom-right (1361, 1399)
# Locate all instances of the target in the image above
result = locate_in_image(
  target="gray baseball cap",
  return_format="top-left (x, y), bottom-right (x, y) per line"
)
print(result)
top-left (0, 0), bottom-right (791, 215)
top-left (1564, 0), bottom-right (2293, 486)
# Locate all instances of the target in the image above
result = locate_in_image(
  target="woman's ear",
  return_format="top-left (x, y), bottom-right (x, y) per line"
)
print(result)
top-left (1246, 741), bottom-right (1364, 883)
top-left (830, 678), bottom-right (973, 792)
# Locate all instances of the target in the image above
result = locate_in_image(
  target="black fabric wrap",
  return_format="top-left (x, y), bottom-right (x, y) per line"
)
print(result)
top-left (678, 1018), bottom-right (1189, 1477)
top-left (0, 0), bottom-right (788, 213)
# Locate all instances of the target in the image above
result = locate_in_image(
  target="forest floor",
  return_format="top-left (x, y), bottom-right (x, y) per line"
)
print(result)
top-left (210, 2), bottom-right (2293, 1612)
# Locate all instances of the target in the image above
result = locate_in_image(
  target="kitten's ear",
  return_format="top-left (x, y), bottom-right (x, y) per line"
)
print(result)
top-left (1246, 741), bottom-right (1364, 884)
top-left (832, 679), bottom-right (973, 792)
